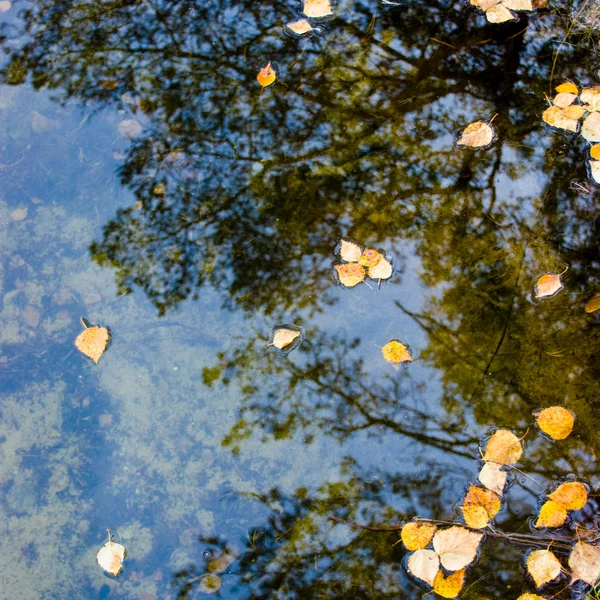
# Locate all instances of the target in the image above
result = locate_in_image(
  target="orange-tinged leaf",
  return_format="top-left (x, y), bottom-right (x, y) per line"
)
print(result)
top-left (97, 538), bottom-right (125, 576)
top-left (585, 292), bottom-right (600, 313)
top-left (553, 92), bottom-right (577, 108)
top-left (433, 569), bottom-right (465, 599)
top-left (534, 406), bottom-right (574, 440)
top-left (303, 0), bottom-right (332, 17)
top-left (482, 429), bottom-right (523, 465)
top-left (516, 595), bottom-right (546, 600)
top-left (285, 19), bottom-right (314, 36)
top-left (556, 82), bottom-right (579, 95)
top-left (407, 548), bottom-right (439, 585)
top-left (478, 462), bottom-right (508, 496)
top-left (548, 481), bottom-right (587, 510)
top-left (382, 340), bottom-right (413, 364)
top-left (526, 549), bottom-right (561, 587)
top-left (358, 248), bottom-right (381, 267)
top-left (582, 111), bottom-right (600, 143)
top-left (501, 0), bottom-right (532, 9)
top-left (432, 526), bottom-right (484, 571)
top-left (535, 273), bottom-right (563, 299)
top-left (75, 318), bottom-right (110, 364)
top-left (460, 484), bottom-right (501, 529)
top-left (457, 120), bottom-right (495, 148)
top-left (270, 328), bottom-right (301, 350)
top-left (535, 500), bottom-right (568, 528)
top-left (335, 263), bottom-right (366, 287)
top-left (542, 106), bottom-right (579, 132)
top-left (368, 257), bottom-right (393, 280)
top-left (562, 104), bottom-right (586, 120)
top-left (401, 522), bottom-right (437, 551)
top-left (257, 62), bottom-right (276, 87)
top-left (580, 87), bottom-right (600, 112)
top-left (339, 239), bottom-right (362, 262)
top-left (485, 4), bottom-right (515, 22)
top-left (569, 541), bottom-right (600, 586)
top-left (591, 146), bottom-right (600, 161)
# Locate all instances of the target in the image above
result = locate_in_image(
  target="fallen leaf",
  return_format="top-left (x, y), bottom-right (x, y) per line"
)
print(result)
top-left (11, 207), bottom-right (28, 221)
top-left (285, 19), bottom-right (314, 35)
top-left (501, 0), bottom-right (532, 9)
top-left (582, 111), bottom-right (600, 143)
top-left (470, 0), bottom-right (500, 10)
top-left (516, 595), bottom-right (546, 600)
top-left (485, 4), bottom-right (515, 22)
top-left (553, 92), bottom-right (577, 108)
top-left (401, 522), bottom-right (437, 551)
top-left (589, 159), bottom-right (600, 185)
top-left (339, 239), bottom-right (362, 262)
top-left (534, 406), bottom-right (574, 440)
top-left (432, 526), bottom-right (484, 571)
top-left (456, 120), bottom-right (495, 148)
top-left (562, 104), bottom-right (586, 120)
top-left (257, 62), bottom-right (276, 87)
top-left (460, 484), bottom-right (501, 529)
top-left (207, 549), bottom-right (238, 573)
top-left (382, 340), bottom-right (413, 364)
top-left (269, 327), bottom-right (302, 350)
top-left (433, 569), bottom-right (465, 599)
top-left (303, 0), bottom-right (332, 18)
top-left (542, 106), bottom-right (580, 132)
top-left (198, 573), bottom-right (222, 594)
top-left (482, 429), bottom-right (523, 465)
top-left (535, 500), bottom-right (568, 528)
top-left (117, 119), bottom-right (142, 139)
top-left (526, 549), bottom-right (561, 587)
top-left (335, 263), bottom-right (366, 287)
top-left (580, 87), bottom-right (600, 112)
top-left (478, 462), bottom-right (508, 496)
top-left (368, 257), bottom-right (393, 281)
top-left (569, 541), bottom-right (600, 586)
top-left (153, 183), bottom-right (166, 195)
top-left (556, 82), bottom-right (579, 95)
top-left (96, 532), bottom-right (125, 576)
top-left (548, 481), bottom-right (587, 510)
top-left (535, 273), bottom-right (563, 299)
top-left (591, 145), bottom-right (600, 161)
top-left (585, 293), bottom-right (600, 313)
top-left (407, 548), bottom-right (439, 586)
top-left (75, 317), bottom-right (111, 364)
top-left (0, 1), bottom-right (11, 12)
top-left (358, 248), bottom-right (382, 268)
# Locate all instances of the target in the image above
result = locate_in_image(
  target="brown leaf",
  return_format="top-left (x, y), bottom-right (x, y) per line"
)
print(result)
top-left (257, 62), bottom-right (276, 87)
top-left (526, 549), bottom-right (561, 587)
top-left (75, 318), bottom-right (111, 364)
top-left (534, 406), bottom-right (574, 440)
top-left (569, 541), bottom-right (600, 586)
top-left (432, 526), bottom-right (484, 571)
top-left (335, 263), bottom-right (366, 287)
top-left (482, 429), bottom-right (522, 465)
top-left (534, 273), bottom-right (563, 299)
top-left (456, 121), bottom-right (495, 148)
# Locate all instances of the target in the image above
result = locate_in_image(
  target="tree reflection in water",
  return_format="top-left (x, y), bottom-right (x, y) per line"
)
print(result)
top-left (1, 0), bottom-right (600, 597)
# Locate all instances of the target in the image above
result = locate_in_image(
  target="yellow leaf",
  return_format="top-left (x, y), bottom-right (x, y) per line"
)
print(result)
top-left (198, 573), bottom-right (222, 594)
top-left (485, 4), bottom-right (515, 22)
top-left (535, 500), bottom-right (568, 528)
top-left (569, 541), bottom-right (600, 586)
top-left (368, 257), bottom-right (393, 280)
top-left (401, 522), bottom-right (437, 551)
top-left (555, 82), bottom-right (579, 95)
top-left (589, 159), bottom-right (600, 185)
top-left (470, 0), bottom-right (500, 10)
top-left (478, 462), bottom-right (508, 496)
top-left (590, 146), bottom-right (600, 161)
top-left (335, 263), bottom-right (366, 287)
top-left (339, 239), bottom-right (362, 262)
top-left (526, 549), bottom-right (561, 587)
top-left (553, 92), bottom-right (577, 108)
top-left (285, 19), bottom-right (314, 36)
top-left (534, 406), bottom-right (574, 440)
top-left (432, 526), bottom-right (484, 571)
top-left (270, 328), bottom-right (301, 350)
top-left (562, 104), bottom-right (586, 120)
top-left (303, 0), bottom-right (332, 17)
top-left (407, 548), bottom-right (439, 586)
top-left (460, 484), bottom-right (501, 529)
top-left (517, 595), bottom-right (546, 600)
top-left (456, 120), bottom-right (495, 148)
top-left (382, 340), bottom-right (413, 364)
top-left (582, 111), bottom-right (600, 143)
top-left (96, 534), bottom-right (125, 576)
top-left (548, 481), bottom-right (587, 510)
top-left (482, 429), bottom-right (523, 465)
top-left (358, 248), bottom-right (382, 267)
top-left (580, 87), bottom-right (600, 111)
top-left (535, 273), bottom-right (563, 299)
top-left (75, 317), bottom-right (111, 364)
top-left (585, 292), bottom-right (600, 313)
top-left (542, 106), bottom-right (579, 132)
top-left (257, 62), bottom-right (276, 87)
top-left (501, 0), bottom-right (532, 9)
top-left (433, 569), bottom-right (465, 599)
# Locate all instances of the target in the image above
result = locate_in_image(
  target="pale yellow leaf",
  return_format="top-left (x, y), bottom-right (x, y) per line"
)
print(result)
top-left (589, 159), bottom-right (600, 185)
top-left (339, 239), bottom-right (362, 262)
top-left (97, 540), bottom-right (125, 576)
top-left (582, 111), bottom-right (600, 143)
top-left (470, 0), bottom-right (500, 9)
top-left (0, 1), bottom-right (11, 12)
top-left (478, 462), bottom-right (508, 496)
top-left (526, 549), bottom-right (561, 587)
top-left (207, 550), bottom-right (238, 573)
top-left (569, 541), bottom-right (600, 586)
top-left (303, 0), bottom-right (332, 17)
top-left (285, 19), bottom-right (314, 35)
top-left (271, 328), bottom-right (301, 350)
top-left (562, 104), bottom-right (586, 120)
top-left (542, 106), bottom-right (579, 132)
top-left (407, 548), bottom-right (439, 586)
top-left (501, 0), bottom-right (532, 10)
top-left (516, 595), bottom-right (546, 600)
top-left (75, 318), bottom-right (111, 364)
top-left (553, 92), bottom-right (577, 108)
top-left (485, 4), bottom-right (515, 22)
top-left (535, 273), bottom-right (563, 299)
top-left (368, 257), bottom-right (392, 280)
top-left (11, 207), bottom-right (28, 221)
top-left (335, 263), bottom-right (366, 287)
top-left (457, 121), bottom-right (495, 148)
top-left (432, 526), bottom-right (484, 571)
top-left (580, 87), bottom-right (600, 111)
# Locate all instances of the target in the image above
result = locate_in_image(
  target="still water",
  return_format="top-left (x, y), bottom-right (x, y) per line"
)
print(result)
top-left (0, 0), bottom-right (599, 598)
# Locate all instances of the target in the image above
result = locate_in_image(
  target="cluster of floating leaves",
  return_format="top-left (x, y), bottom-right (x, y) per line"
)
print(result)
top-left (399, 404), bottom-right (599, 598)
top-left (542, 82), bottom-right (600, 185)
top-left (469, 0), bottom-right (533, 24)
top-left (333, 239), bottom-right (393, 288)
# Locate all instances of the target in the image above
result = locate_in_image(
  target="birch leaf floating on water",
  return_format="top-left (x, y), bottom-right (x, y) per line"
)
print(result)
top-left (501, 0), bottom-right (532, 9)
top-left (534, 272), bottom-right (564, 299)
top-left (339, 239), bottom-right (362, 263)
top-left (482, 429), bottom-right (522, 465)
top-left (285, 19), bottom-right (314, 36)
top-left (268, 325), bottom-right (304, 353)
top-left (553, 92), bottom-right (577, 108)
top-left (534, 406), bottom-right (574, 440)
top-left (556, 82), bottom-right (579, 95)
top-left (401, 521), bottom-right (437, 551)
top-left (257, 62), bottom-right (276, 88)
top-left (303, 0), bottom-right (332, 18)
top-left (432, 526), bottom-right (484, 571)
top-left (536, 481), bottom-right (588, 528)
top-left (580, 86), bottom-right (600, 112)
top-left (460, 484), bottom-right (501, 529)
top-left (526, 549), bottom-right (561, 587)
top-left (590, 145), bottom-right (600, 161)
top-left (585, 292), bottom-right (600, 313)
top-left (516, 596), bottom-right (546, 600)
top-left (334, 262), bottom-right (366, 287)
top-left (485, 4), bottom-right (515, 22)
top-left (569, 541), bottom-right (600, 586)
top-left (0, 1), bottom-right (11, 12)
top-left (368, 257), bottom-right (393, 281)
top-left (589, 159), bottom-right (600, 185)
top-left (542, 106), bottom-right (580, 133)
top-left (197, 574), bottom-right (222, 594)
top-left (75, 317), bottom-right (111, 364)
top-left (117, 119), bottom-right (142, 139)
top-left (407, 548), bottom-right (439, 586)
top-left (382, 340), bottom-right (412, 364)
top-left (358, 248), bottom-right (382, 268)
top-left (478, 462), bottom-right (508, 496)
top-left (96, 531), bottom-right (125, 576)
top-left (456, 120), bottom-right (495, 148)
top-left (433, 569), bottom-right (465, 599)
top-left (581, 111), bottom-right (600, 143)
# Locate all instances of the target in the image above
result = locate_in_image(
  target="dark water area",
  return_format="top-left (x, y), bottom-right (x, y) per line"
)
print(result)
top-left (0, 0), bottom-right (599, 598)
